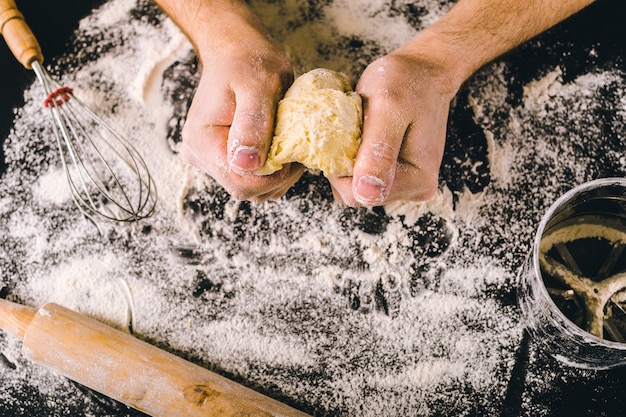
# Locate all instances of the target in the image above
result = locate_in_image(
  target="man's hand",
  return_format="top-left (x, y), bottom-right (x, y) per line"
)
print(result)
top-left (155, 0), bottom-right (595, 206)
top-left (331, 0), bottom-right (595, 207)
top-left (329, 52), bottom-right (455, 206)
top-left (155, 0), bottom-right (305, 201)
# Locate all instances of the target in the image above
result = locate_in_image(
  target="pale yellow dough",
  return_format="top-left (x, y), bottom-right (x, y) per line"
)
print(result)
top-left (258, 68), bottom-right (363, 177)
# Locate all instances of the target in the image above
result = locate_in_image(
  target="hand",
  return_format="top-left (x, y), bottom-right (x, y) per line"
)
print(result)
top-left (327, 0), bottom-right (595, 207)
top-left (156, 0), bottom-right (593, 205)
top-left (175, 2), bottom-right (305, 202)
top-left (329, 51), bottom-right (459, 207)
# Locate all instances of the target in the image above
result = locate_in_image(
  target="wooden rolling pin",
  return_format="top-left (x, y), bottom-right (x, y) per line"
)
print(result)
top-left (0, 299), bottom-right (310, 417)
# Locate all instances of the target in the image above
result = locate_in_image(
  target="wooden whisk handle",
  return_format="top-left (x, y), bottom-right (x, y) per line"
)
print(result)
top-left (0, 0), bottom-right (43, 68)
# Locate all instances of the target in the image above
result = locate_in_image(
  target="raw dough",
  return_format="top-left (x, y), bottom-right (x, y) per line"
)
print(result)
top-left (258, 68), bottom-right (363, 177)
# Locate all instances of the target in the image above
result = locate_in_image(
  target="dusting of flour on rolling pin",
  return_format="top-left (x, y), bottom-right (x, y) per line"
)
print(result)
top-left (258, 68), bottom-right (363, 177)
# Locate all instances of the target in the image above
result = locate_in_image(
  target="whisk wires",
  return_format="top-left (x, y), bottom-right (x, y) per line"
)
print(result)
top-left (31, 61), bottom-right (157, 223)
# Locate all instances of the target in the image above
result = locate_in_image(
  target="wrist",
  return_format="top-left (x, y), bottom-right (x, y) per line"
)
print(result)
top-left (393, 31), bottom-right (473, 100)
top-left (155, 0), bottom-right (272, 62)
top-left (398, 0), bottom-right (596, 90)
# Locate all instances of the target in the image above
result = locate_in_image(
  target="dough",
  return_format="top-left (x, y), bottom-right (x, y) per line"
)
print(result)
top-left (258, 68), bottom-right (363, 177)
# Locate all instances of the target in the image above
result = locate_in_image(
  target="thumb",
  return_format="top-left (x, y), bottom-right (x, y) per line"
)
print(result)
top-left (352, 104), bottom-right (405, 206)
top-left (228, 92), bottom-right (276, 175)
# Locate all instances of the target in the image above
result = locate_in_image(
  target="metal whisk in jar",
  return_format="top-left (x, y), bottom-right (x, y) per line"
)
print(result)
top-left (1, 0), bottom-right (157, 223)
top-left (518, 178), bottom-right (626, 370)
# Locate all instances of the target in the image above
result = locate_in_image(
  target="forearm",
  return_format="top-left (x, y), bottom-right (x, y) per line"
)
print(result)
top-left (401, 0), bottom-right (596, 89)
top-left (152, 0), bottom-right (271, 61)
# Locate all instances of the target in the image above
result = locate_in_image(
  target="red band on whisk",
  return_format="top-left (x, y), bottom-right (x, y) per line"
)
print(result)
top-left (44, 86), bottom-right (74, 108)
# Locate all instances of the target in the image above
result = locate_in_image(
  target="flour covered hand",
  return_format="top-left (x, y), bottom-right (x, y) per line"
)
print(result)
top-left (153, 0), bottom-right (305, 202)
top-left (154, 0), bottom-right (595, 205)
top-left (329, 0), bottom-right (596, 207)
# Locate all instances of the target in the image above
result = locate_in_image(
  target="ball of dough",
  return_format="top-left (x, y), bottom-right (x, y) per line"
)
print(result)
top-left (258, 68), bottom-right (363, 177)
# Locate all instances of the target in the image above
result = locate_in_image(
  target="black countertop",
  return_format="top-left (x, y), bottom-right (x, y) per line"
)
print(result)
top-left (2, 0), bottom-right (626, 416)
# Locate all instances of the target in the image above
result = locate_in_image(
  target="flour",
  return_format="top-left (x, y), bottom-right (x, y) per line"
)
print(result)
top-left (541, 223), bottom-right (626, 252)
top-left (1, 0), bottom-right (625, 416)
top-left (28, 255), bottom-right (132, 329)
top-left (33, 168), bottom-right (72, 205)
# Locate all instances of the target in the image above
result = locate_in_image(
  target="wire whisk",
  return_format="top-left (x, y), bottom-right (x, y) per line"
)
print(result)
top-left (32, 61), bottom-right (157, 222)
top-left (1, 0), bottom-right (157, 223)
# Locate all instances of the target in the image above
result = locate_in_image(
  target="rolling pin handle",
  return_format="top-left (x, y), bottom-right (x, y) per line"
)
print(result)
top-left (0, 0), bottom-right (44, 68)
top-left (0, 298), bottom-right (37, 340)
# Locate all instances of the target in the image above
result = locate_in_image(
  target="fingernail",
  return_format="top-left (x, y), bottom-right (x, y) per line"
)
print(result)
top-left (230, 146), bottom-right (260, 175)
top-left (354, 175), bottom-right (386, 205)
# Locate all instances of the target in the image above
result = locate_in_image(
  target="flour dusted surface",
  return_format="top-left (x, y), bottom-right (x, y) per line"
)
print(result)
top-left (1, 0), bottom-right (626, 416)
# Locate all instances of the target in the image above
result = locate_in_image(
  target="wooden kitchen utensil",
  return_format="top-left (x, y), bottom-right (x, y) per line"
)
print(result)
top-left (0, 298), bottom-right (310, 417)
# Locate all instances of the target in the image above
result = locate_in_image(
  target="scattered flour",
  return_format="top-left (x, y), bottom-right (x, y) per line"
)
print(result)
top-left (1, 0), bottom-right (625, 416)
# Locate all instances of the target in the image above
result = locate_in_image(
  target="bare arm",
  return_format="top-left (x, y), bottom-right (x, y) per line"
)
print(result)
top-left (153, 0), bottom-right (268, 56)
top-left (330, 0), bottom-right (596, 206)
top-left (412, 0), bottom-right (596, 84)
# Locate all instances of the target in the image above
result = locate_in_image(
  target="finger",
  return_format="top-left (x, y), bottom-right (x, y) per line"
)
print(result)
top-left (225, 162), bottom-right (304, 201)
top-left (393, 125), bottom-right (443, 201)
top-left (328, 177), bottom-right (358, 207)
top-left (351, 95), bottom-right (407, 206)
top-left (249, 163), bottom-right (306, 203)
top-left (180, 78), bottom-right (235, 180)
top-left (181, 124), bottom-right (232, 188)
top-left (180, 125), bottom-right (227, 170)
top-left (227, 88), bottom-right (278, 176)
top-left (184, 143), bottom-right (302, 201)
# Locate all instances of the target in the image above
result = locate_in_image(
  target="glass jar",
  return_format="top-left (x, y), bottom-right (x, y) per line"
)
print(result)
top-left (517, 178), bottom-right (626, 370)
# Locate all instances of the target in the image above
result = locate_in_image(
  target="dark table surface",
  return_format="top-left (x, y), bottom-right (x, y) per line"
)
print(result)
top-left (2, 0), bottom-right (626, 416)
